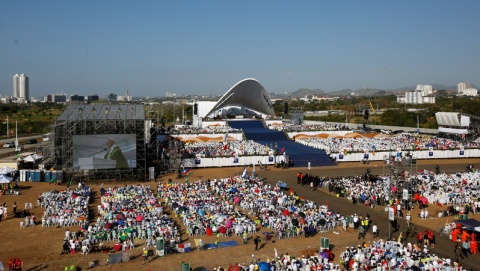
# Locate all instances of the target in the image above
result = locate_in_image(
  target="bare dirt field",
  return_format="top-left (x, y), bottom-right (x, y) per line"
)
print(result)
top-left (0, 158), bottom-right (478, 271)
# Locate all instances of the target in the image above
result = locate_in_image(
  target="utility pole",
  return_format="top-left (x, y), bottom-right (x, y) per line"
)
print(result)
top-left (417, 115), bottom-right (420, 133)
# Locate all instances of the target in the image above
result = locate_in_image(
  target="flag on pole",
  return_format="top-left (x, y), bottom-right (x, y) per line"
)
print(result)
top-left (50, 177), bottom-right (57, 184)
top-left (241, 167), bottom-right (247, 179)
top-left (181, 168), bottom-right (192, 176)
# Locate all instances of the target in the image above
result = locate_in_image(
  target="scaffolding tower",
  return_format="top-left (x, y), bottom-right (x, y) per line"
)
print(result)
top-left (144, 104), bottom-right (183, 178)
top-left (49, 104), bottom-right (146, 182)
top-left (383, 153), bottom-right (418, 200)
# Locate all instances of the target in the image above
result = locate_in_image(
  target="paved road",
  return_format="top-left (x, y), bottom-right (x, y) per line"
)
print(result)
top-left (255, 159), bottom-right (479, 270)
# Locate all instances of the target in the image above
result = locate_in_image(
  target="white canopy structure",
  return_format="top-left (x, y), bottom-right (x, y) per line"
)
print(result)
top-left (22, 153), bottom-right (44, 163)
top-left (435, 112), bottom-right (470, 127)
top-left (435, 112), bottom-right (480, 135)
top-left (205, 78), bottom-right (275, 117)
top-left (0, 166), bottom-right (17, 175)
top-left (0, 174), bottom-right (13, 183)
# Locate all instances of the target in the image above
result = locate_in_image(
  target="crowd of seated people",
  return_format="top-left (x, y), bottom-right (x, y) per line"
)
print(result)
top-left (296, 133), bottom-right (480, 154)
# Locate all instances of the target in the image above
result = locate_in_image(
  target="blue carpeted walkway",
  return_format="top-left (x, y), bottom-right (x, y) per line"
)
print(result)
top-left (228, 120), bottom-right (336, 167)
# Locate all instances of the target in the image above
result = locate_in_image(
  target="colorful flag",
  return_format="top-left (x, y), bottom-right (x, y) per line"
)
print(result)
top-left (50, 177), bottom-right (57, 183)
top-left (181, 168), bottom-right (192, 176)
top-left (241, 167), bottom-right (247, 179)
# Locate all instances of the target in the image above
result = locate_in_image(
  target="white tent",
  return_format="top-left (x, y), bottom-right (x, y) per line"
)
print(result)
top-left (0, 174), bottom-right (13, 183)
top-left (24, 155), bottom-right (35, 163)
top-left (0, 166), bottom-right (17, 174)
top-left (23, 154), bottom-right (43, 163)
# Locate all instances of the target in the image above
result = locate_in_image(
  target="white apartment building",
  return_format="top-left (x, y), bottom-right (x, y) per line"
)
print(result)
top-left (416, 84), bottom-right (433, 95)
top-left (461, 88), bottom-right (478, 96)
top-left (13, 74), bottom-right (29, 101)
top-left (458, 82), bottom-right (471, 94)
top-left (397, 85), bottom-right (436, 104)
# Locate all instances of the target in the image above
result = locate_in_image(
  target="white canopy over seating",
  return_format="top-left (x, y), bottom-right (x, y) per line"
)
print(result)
top-left (0, 166), bottom-right (17, 174)
top-left (0, 174), bottom-right (13, 183)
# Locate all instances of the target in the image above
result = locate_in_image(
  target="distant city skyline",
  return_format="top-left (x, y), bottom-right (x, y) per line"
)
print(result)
top-left (1, 1), bottom-right (479, 98)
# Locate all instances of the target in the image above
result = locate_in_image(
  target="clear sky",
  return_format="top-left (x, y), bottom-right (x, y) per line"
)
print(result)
top-left (1, 1), bottom-right (479, 98)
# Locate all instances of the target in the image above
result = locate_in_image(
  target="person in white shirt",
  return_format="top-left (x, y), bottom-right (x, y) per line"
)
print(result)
top-left (372, 223), bottom-right (378, 237)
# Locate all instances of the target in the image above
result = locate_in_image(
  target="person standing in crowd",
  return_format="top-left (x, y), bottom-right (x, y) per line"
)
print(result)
top-left (142, 247), bottom-right (149, 264)
top-left (372, 223), bottom-right (378, 237)
top-left (357, 225), bottom-right (365, 240)
top-left (254, 236), bottom-right (261, 251)
top-left (397, 202), bottom-right (403, 217)
top-left (455, 241), bottom-right (464, 263)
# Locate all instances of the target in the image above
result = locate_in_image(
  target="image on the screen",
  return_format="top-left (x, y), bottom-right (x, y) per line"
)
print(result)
top-left (73, 134), bottom-right (137, 170)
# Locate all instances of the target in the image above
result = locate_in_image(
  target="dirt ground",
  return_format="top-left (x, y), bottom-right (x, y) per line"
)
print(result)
top-left (0, 158), bottom-right (478, 271)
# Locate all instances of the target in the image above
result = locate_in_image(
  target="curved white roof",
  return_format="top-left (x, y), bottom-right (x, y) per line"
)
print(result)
top-left (206, 78), bottom-right (275, 117)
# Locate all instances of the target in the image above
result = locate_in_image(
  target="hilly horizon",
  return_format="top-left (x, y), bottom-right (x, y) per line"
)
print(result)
top-left (277, 83), bottom-right (461, 97)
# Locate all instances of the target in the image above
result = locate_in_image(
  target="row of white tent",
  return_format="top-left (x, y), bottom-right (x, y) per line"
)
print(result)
top-left (0, 166), bottom-right (17, 183)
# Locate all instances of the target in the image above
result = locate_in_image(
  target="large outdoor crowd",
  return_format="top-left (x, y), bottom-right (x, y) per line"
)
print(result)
top-left (296, 133), bottom-right (480, 154)
top-left (184, 140), bottom-right (269, 157)
top-left (208, 176), bottom-right (342, 239)
top-left (172, 126), bottom-right (242, 135)
top-left (338, 239), bottom-right (463, 271)
top-left (159, 180), bottom-right (258, 238)
top-left (323, 171), bottom-right (480, 216)
top-left (39, 183), bottom-right (182, 256)
top-left (271, 123), bottom-right (352, 132)
top-left (38, 186), bottom-right (91, 228)
top-left (24, 167), bottom-right (479, 270)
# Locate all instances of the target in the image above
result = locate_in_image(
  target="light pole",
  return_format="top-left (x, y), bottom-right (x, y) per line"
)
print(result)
top-left (2, 116), bottom-right (9, 138)
top-left (182, 94), bottom-right (185, 124)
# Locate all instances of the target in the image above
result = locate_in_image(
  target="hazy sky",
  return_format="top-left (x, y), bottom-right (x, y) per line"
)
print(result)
top-left (1, 1), bottom-right (479, 98)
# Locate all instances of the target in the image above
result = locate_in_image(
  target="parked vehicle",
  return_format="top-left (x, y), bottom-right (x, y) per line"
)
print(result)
top-left (3, 142), bottom-right (15, 148)
top-left (26, 139), bottom-right (38, 144)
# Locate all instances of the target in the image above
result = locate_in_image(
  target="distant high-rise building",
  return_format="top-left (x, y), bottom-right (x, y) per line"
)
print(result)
top-left (87, 95), bottom-right (99, 103)
top-left (462, 88), bottom-right (478, 96)
top-left (47, 93), bottom-right (67, 103)
top-left (13, 74), bottom-right (29, 100)
top-left (415, 85), bottom-right (433, 95)
top-left (397, 85), bottom-right (436, 104)
top-left (458, 82), bottom-right (471, 94)
top-left (71, 94), bottom-right (85, 103)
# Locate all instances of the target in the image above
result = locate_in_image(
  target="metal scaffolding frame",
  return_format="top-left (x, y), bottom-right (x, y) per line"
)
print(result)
top-left (383, 154), bottom-right (417, 201)
top-left (49, 104), bottom-right (146, 182)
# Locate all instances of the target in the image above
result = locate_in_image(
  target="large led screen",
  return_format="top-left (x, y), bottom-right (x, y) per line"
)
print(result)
top-left (73, 134), bottom-right (137, 170)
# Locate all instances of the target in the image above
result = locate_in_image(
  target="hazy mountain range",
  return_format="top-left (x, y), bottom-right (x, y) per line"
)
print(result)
top-left (274, 84), bottom-right (460, 98)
